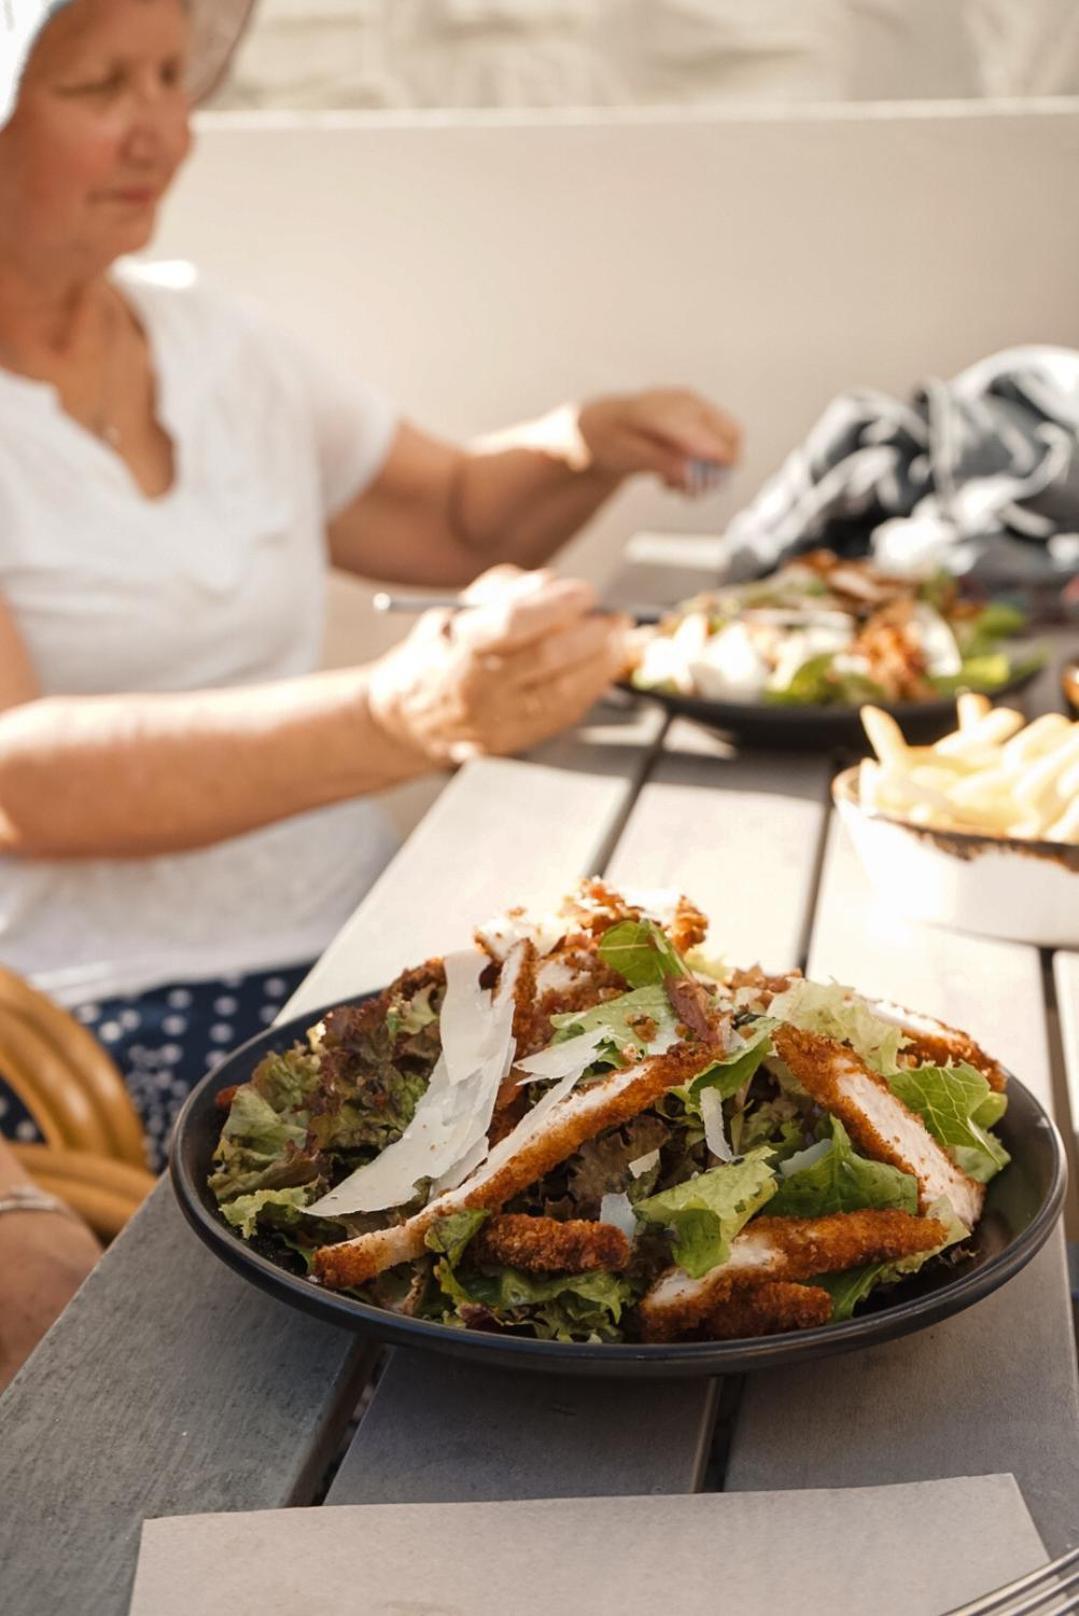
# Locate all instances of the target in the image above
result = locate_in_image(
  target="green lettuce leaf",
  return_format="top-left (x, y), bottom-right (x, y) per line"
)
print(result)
top-left (219, 1184), bottom-right (317, 1240)
top-left (210, 1083), bottom-right (315, 1202)
top-left (767, 1118), bottom-right (918, 1217)
top-left (952, 601), bottom-right (1027, 660)
top-left (597, 919), bottom-right (690, 988)
top-left (769, 980), bottom-right (908, 1076)
top-left (685, 1022), bottom-right (776, 1104)
top-left (435, 1261), bottom-right (632, 1342)
top-left (550, 984), bottom-right (679, 1059)
top-left (635, 1148), bottom-right (777, 1278)
top-left (251, 1047), bottom-right (321, 1113)
top-left (425, 1209), bottom-right (490, 1266)
top-left (764, 652), bottom-right (886, 709)
top-left (385, 981), bottom-right (439, 1041)
top-left (816, 1196), bottom-right (970, 1320)
top-left (888, 1062), bottom-right (1010, 1183)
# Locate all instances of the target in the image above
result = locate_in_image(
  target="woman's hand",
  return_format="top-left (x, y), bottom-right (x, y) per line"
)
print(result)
top-left (577, 388), bottom-right (743, 493)
top-left (367, 566), bottom-right (629, 764)
top-left (0, 1139), bottom-right (100, 1392)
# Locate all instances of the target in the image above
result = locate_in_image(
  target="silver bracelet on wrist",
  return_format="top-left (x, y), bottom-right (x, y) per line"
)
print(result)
top-left (0, 1185), bottom-right (72, 1219)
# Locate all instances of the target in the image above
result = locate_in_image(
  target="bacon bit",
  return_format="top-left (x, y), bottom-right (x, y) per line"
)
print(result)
top-left (215, 1084), bottom-right (240, 1112)
top-left (628, 1014), bottom-right (658, 1042)
top-left (665, 977), bottom-right (730, 1050)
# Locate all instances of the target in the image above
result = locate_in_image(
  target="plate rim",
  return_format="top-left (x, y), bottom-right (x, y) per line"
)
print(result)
top-left (618, 661), bottom-right (1043, 737)
top-left (170, 995), bottom-right (1068, 1377)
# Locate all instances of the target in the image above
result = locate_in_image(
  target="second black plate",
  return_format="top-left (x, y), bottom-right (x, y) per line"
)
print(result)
top-left (621, 664), bottom-right (1042, 749)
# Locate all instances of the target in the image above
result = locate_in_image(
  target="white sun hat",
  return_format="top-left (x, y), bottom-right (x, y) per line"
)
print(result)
top-left (0, 0), bottom-right (257, 130)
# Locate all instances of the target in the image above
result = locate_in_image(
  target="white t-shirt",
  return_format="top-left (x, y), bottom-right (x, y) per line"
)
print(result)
top-left (0, 260), bottom-right (400, 1006)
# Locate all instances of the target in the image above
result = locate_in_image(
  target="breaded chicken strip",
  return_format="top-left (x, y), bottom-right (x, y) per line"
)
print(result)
top-left (314, 1042), bottom-right (715, 1290)
top-left (772, 1024), bottom-right (984, 1229)
top-left (640, 1209), bottom-right (945, 1341)
top-left (471, 1213), bottom-right (630, 1274)
top-left (703, 1281), bottom-right (832, 1340)
top-left (869, 999), bottom-right (1008, 1092)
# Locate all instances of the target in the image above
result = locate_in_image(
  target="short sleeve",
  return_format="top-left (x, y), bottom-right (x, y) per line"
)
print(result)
top-left (276, 328), bottom-right (400, 520)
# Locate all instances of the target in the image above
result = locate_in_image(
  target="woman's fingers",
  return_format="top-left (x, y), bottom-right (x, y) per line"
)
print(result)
top-left (504, 611), bottom-right (629, 686)
top-left (454, 571), bottom-right (598, 653)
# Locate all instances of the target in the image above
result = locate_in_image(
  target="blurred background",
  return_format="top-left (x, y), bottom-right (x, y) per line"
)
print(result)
top-left (213, 0), bottom-right (1079, 111)
top-left (157, 1), bottom-right (1079, 831)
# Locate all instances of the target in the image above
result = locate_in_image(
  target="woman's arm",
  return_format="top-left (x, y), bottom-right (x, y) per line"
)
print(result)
top-left (0, 571), bottom-right (623, 859)
top-left (0, 1138), bottom-right (101, 1394)
top-left (328, 390), bottom-right (742, 587)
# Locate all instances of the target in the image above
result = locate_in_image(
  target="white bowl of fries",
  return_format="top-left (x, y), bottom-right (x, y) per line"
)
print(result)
top-left (833, 693), bottom-right (1079, 946)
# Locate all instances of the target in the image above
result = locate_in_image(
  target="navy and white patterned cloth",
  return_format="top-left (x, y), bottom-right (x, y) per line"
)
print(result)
top-left (723, 346), bottom-right (1079, 588)
top-left (0, 962), bottom-right (313, 1172)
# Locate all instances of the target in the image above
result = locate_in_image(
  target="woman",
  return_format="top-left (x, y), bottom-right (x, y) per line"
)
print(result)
top-left (0, 0), bottom-right (742, 1177)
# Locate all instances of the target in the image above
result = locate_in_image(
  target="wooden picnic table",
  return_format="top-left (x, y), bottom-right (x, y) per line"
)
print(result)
top-left (2, 579), bottom-right (1078, 1616)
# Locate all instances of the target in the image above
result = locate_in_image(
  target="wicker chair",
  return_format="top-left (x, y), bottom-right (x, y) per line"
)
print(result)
top-left (0, 968), bottom-right (155, 1239)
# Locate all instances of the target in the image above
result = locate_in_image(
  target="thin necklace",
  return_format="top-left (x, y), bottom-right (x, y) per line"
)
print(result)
top-left (92, 289), bottom-right (124, 451)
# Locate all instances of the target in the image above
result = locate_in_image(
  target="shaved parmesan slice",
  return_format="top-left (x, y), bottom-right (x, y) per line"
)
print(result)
top-left (689, 621), bottom-right (770, 700)
top-left (305, 946), bottom-right (522, 1217)
top-left (599, 1192), bottom-right (637, 1242)
top-left (535, 956), bottom-right (587, 995)
top-left (431, 1135), bottom-right (489, 1197)
top-left (700, 1086), bottom-right (733, 1163)
top-left (617, 886), bottom-right (683, 926)
top-left (780, 1137), bottom-right (831, 1177)
top-left (438, 950), bottom-right (494, 1084)
top-left (515, 1027), bottom-right (607, 1084)
top-left (911, 603), bottom-right (961, 677)
top-left (475, 910), bottom-right (565, 961)
top-left (629, 1148), bottom-right (661, 1178)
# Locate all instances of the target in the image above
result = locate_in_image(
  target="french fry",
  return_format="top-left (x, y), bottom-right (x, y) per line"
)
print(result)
top-left (860, 705), bottom-right (908, 764)
top-left (934, 708), bottom-right (1024, 756)
top-left (957, 691), bottom-right (991, 729)
top-left (856, 704), bottom-right (1079, 845)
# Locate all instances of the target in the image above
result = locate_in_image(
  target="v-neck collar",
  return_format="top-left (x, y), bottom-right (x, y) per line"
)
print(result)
top-left (0, 263), bottom-right (184, 506)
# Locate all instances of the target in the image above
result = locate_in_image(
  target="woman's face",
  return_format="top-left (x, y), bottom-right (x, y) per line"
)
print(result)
top-left (0, 0), bottom-right (193, 277)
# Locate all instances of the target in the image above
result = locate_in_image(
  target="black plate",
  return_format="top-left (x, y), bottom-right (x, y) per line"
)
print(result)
top-left (170, 997), bottom-right (1066, 1379)
top-left (620, 663), bottom-right (1042, 749)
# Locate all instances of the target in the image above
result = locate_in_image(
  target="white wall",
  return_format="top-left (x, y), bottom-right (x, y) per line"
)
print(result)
top-left (153, 101), bottom-right (1079, 597)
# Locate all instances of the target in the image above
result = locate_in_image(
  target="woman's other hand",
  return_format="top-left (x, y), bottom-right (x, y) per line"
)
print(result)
top-left (367, 566), bottom-right (629, 764)
top-left (577, 388), bottom-right (743, 494)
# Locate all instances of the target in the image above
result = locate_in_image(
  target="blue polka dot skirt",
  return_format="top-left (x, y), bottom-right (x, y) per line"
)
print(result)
top-left (0, 961), bottom-right (314, 1172)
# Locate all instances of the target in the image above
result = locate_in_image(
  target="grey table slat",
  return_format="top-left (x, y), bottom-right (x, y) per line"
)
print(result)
top-left (606, 721), bottom-right (832, 973)
top-left (286, 700), bottom-right (663, 1015)
top-left (0, 1185), bottom-right (375, 1616)
top-left (726, 802), bottom-right (1079, 1554)
top-left (327, 1356), bottom-right (718, 1505)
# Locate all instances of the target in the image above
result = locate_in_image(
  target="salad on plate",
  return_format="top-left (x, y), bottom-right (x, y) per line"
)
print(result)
top-left (628, 549), bottom-right (1034, 708)
top-left (207, 883), bottom-right (1011, 1345)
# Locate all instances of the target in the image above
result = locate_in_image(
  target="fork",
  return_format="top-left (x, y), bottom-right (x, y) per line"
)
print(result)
top-left (685, 457), bottom-right (729, 497)
top-left (943, 1545), bottom-right (1079, 1614)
